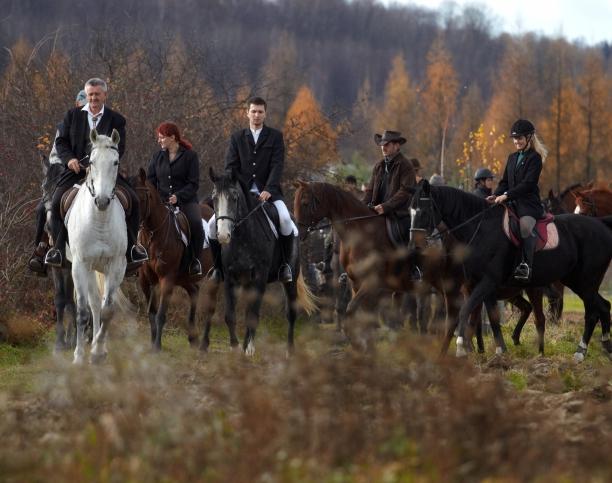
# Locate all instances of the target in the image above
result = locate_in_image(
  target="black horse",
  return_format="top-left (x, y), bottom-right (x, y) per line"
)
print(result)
top-left (206, 168), bottom-right (316, 355)
top-left (41, 157), bottom-right (78, 351)
top-left (410, 180), bottom-right (612, 361)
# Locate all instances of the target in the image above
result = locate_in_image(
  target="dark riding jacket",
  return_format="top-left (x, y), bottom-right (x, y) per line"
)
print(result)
top-left (363, 152), bottom-right (415, 216)
top-left (225, 125), bottom-right (285, 202)
top-left (147, 147), bottom-right (200, 205)
top-left (55, 106), bottom-right (126, 164)
top-left (494, 148), bottom-right (544, 219)
top-left (472, 185), bottom-right (492, 199)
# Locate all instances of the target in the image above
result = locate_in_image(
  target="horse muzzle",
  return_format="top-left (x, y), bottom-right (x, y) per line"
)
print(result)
top-left (95, 195), bottom-right (111, 211)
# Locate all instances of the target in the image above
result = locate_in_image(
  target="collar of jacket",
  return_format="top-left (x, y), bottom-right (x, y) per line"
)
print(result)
top-left (165, 145), bottom-right (186, 163)
top-left (245, 125), bottom-right (269, 145)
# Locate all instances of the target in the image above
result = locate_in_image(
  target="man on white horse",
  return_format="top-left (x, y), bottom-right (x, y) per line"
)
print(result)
top-left (45, 78), bottom-right (148, 273)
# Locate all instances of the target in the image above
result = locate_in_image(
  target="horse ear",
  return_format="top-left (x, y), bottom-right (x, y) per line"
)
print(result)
top-left (209, 166), bottom-right (218, 182)
top-left (138, 167), bottom-right (146, 183)
top-left (548, 188), bottom-right (554, 198)
top-left (111, 128), bottom-right (120, 145)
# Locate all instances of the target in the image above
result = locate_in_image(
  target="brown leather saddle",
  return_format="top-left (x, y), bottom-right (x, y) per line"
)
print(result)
top-left (503, 207), bottom-right (558, 251)
top-left (170, 209), bottom-right (191, 244)
top-left (60, 184), bottom-right (131, 219)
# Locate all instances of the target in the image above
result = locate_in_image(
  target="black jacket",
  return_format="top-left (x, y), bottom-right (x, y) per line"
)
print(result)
top-left (55, 106), bottom-right (126, 163)
top-left (147, 147), bottom-right (200, 204)
top-left (225, 125), bottom-right (285, 201)
top-left (494, 148), bottom-right (544, 218)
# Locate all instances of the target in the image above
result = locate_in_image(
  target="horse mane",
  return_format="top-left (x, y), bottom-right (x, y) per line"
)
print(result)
top-left (433, 185), bottom-right (490, 219)
top-left (560, 182), bottom-right (584, 198)
top-left (310, 182), bottom-right (371, 216)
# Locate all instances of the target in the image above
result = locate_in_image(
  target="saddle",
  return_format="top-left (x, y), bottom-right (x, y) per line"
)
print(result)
top-left (247, 192), bottom-right (280, 240)
top-left (503, 207), bottom-right (558, 251)
top-left (385, 214), bottom-right (412, 248)
top-left (170, 208), bottom-right (190, 246)
top-left (60, 184), bottom-right (132, 219)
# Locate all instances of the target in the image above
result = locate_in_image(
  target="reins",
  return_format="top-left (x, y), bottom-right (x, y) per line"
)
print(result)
top-left (424, 202), bottom-right (498, 242)
top-left (301, 213), bottom-right (381, 233)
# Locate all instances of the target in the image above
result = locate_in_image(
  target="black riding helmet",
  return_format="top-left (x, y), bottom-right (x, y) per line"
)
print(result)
top-left (474, 167), bottom-right (494, 181)
top-left (510, 119), bottom-right (535, 138)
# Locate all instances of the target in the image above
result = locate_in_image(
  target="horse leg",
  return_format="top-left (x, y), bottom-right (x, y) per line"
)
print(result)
top-left (485, 295), bottom-right (506, 354)
top-left (243, 285), bottom-right (265, 356)
top-left (439, 289), bottom-right (462, 356)
top-left (88, 273), bottom-right (105, 362)
top-left (186, 285), bottom-right (199, 347)
top-left (153, 280), bottom-right (173, 352)
top-left (140, 277), bottom-right (158, 344)
top-left (51, 268), bottom-right (68, 352)
top-left (224, 281), bottom-right (240, 348)
top-left (199, 281), bottom-right (220, 352)
top-left (527, 288), bottom-right (546, 355)
top-left (469, 303), bottom-right (485, 353)
top-left (456, 279), bottom-right (496, 357)
top-left (65, 270), bottom-right (77, 349)
top-left (597, 295), bottom-right (612, 359)
top-left (510, 294), bottom-right (532, 347)
top-left (283, 280), bottom-right (299, 355)
top-left (72, 265), bottom-right (90, 364)
top-left (574, 293), bottom-right (600, 362)
top-left (345, 285), bottom-right (380, 352)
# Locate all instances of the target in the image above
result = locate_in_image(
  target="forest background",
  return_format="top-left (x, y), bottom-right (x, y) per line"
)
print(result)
top-left (1, 0), bottom-right (611, 318)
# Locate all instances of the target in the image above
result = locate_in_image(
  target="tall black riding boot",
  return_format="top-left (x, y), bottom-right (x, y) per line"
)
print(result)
top-left (207, 238), bottom-right (224, 282)
top-left (45, 223), bottom-right (67, 268)
top-left (279, 234), bottom-right (299, 283)
top-left (514, 235), bottom-right (536, 281)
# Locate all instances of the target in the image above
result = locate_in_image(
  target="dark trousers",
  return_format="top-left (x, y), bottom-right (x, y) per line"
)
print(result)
top-left (181, 202), bottom-right (204, 261)
top-left (49, 171), bottom-right (140, 254)
top-left (34, 201), bottom-right (46, 246)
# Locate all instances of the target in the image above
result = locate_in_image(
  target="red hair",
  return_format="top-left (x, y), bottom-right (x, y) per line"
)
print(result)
top-left (156, 122), bottom-right (192, 150)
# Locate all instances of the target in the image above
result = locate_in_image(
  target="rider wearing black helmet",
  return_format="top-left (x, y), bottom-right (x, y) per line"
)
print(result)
top-left (487, 119), bottom-right (548, 282)
top-left (472, 167), bottom-right (495, 198)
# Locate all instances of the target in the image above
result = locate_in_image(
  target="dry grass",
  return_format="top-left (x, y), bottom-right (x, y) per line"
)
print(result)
top-left (1, 293), bottom-right (612, 482)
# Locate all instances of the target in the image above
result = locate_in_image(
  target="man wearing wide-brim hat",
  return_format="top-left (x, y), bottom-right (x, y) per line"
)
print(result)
top-left (363, 130), bottom-right (416, 216)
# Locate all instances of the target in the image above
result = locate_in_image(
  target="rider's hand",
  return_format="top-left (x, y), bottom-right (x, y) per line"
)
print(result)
top-left (494, 194), bottom-right (508, 204)
top-left (374, 204), bottom-right (384, 214)
top-left (259, 190), bottom-right (272, 201)
top-left (169, 194), bottom-right (178, 205)
top-left (486, 195), bottom-right (496, 204)
top-left (67, 158), bottom-right (80, 174)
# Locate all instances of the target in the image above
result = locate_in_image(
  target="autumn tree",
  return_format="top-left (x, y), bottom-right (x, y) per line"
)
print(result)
top-left (284, 85), bottom-right (338, 178)
top-left (455, 124), bottom-right (506, 189)
top-left (419, 37), bottom-right (459, 177)
top-left (374, 54), bottom-right (417, 159)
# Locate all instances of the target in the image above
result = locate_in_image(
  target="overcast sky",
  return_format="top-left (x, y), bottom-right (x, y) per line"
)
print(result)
top-left (381, 0), bottom-right (612, 45)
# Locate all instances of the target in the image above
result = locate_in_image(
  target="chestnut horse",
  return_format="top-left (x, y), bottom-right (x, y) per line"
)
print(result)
top-left (574, 187), bottom-right (612, 217)
top-left (134, 168), bottom-right (218, 351)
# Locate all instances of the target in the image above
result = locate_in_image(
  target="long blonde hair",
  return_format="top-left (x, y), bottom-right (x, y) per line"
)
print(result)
top-left (531, 133), bottom-right (548, 163)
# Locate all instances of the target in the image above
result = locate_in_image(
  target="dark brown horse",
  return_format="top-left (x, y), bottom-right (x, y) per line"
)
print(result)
top-left (574, 187), bottom-right (612, 217)
top-left (294, 180), bottom-right (465, 349)
top-left (134, 168), bottom-right (218, 351)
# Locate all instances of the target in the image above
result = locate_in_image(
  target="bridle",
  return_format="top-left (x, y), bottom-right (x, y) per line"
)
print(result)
top-left (85, 147), bottom-right (119, 200)
top-left (214, 186), bottom-right (266, 234)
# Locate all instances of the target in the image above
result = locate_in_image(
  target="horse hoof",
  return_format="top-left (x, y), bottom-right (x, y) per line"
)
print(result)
top-left (573, 351), bottom-right (585, 363)
top-left (188, 336), bottom-right (198, 348)
top-left (90, 352), bottom-right (107, 364)
top-left (245, 341), bottom-right (255, 357)
top-left (512, 338), bottom-right (521, 346)
top-left (73, 354), bottom-right (85, 365)
top-left (495, 346), bottom-right (503, 355)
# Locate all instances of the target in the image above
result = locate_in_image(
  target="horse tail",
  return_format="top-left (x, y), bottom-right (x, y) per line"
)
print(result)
top-left (95, 272), bottom-right (136, 315)
top-left (297, 272), bottom-right (318, 315)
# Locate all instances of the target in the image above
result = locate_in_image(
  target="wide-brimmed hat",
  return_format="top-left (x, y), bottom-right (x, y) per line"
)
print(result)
top-left (374, 130), bottom-right (406, 146)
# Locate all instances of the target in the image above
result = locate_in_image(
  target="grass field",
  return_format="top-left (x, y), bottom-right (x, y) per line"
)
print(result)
top-left (1, 289), bottom-right (611, 482)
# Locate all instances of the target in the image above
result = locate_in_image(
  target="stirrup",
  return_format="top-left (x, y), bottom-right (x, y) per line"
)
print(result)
top-left (189, 259), bottom-right (202, 276)
top-left (130, 244), bottom-right (149, 263)
top-left (279, 263), bottom-right (293, 283)
top-left (513, 263), bottom-right (531, 281)
top-left (44, 248), bottom-right (63, 268)
top-left (410, 265), bottom-right (423, 282)
top-left (206, 267), bottom-right (223, 282)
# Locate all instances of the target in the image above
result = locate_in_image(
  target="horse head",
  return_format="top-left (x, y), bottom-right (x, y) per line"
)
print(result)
top-left (408, 179), bottom-right (438, 250)
top-left (209, 167), bottom-right (243, 245)
top-left (88, 128), bottom-right (120, 211)
top-left (293, 180), bottom-right (324, 238)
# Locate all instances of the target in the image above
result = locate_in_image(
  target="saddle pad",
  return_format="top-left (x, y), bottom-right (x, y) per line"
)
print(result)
top-left (171, 209), bottom-right (190, 246)
top-left (201, 218), bottom-right (210, 250)
top-left (503, 210), bottom-right (559, 251)
top-left (62, 184), bottom-right (131, 222)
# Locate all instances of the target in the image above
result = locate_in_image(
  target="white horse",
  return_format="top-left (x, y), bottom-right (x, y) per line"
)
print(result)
top-left (67, 129), bottom-right (127, 364)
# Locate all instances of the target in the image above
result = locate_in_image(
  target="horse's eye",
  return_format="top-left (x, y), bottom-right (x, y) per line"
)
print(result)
top-left (114, 161), bottom-right (119, 166)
